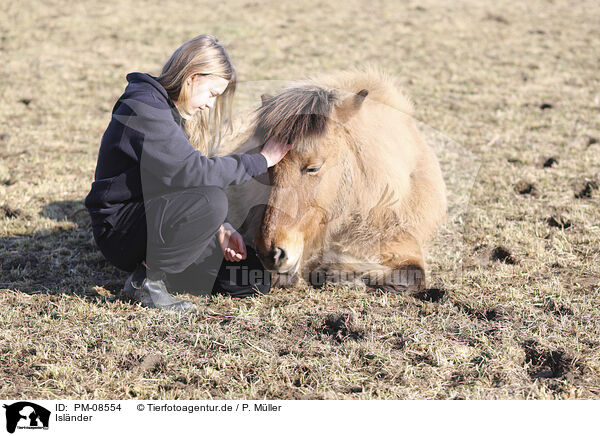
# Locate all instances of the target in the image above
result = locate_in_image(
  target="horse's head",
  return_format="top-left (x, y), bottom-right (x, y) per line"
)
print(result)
top-left (252, 84), bottom-right (369, 276)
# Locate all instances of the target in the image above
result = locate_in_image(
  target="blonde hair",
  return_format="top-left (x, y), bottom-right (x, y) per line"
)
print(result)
top-left (157, 34), bottom-right (236, 155)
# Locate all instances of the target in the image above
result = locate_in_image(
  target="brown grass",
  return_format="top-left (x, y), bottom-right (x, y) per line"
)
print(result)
top-left (1, 0), bottom-right (599, 399)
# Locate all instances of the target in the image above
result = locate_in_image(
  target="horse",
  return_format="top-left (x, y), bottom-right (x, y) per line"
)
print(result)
top-left (217, 66), bottom-right (447, 293)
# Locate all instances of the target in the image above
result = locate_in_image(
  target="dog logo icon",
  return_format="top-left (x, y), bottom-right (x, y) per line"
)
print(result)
top-left (3, 402), bottom-right (51, 433)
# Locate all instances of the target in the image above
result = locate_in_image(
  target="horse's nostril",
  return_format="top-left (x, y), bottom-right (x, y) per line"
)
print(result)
top-left (272, 247), bottom-right (287, 265)
top-left (258, 246), bottom-right (288, 269)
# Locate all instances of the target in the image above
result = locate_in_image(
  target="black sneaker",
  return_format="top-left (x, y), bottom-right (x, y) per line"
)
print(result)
top-left (121, 264), bottom-right (195, 312)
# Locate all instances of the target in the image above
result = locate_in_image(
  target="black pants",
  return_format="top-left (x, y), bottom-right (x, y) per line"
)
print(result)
top-left (91, 186), bottom-right (271, 298)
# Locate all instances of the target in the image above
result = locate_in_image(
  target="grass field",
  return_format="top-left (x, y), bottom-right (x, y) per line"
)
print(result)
top-left (1, 0), bottom-right (599, 399)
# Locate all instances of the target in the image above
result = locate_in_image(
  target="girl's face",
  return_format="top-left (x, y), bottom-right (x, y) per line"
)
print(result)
top-left (186, 74), bottom-right (229, 113)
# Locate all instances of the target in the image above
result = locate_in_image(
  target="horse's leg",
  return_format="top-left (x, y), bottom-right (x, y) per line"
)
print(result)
top-left (303, 249), bottom-right (371, 290)
top-left (304, 263), bottom-right (368, 290)
top-left (363, 232), bottom-right (426, 293)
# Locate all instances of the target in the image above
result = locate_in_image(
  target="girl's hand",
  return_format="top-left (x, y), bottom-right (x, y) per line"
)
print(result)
top-left (260, 137), bottom-right (292, 167)
top-left (217, 222), bottom-right (247, 262)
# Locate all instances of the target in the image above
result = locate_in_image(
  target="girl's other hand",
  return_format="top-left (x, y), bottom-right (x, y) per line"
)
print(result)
top-left (217, 223), bottom-right (247, 262)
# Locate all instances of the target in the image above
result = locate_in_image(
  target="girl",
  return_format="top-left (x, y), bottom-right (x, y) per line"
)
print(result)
top-left (85, 34), bottom-right (291, 311)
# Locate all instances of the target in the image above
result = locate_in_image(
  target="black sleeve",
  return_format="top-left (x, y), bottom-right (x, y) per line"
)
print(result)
top-left (113, 96), bottom-right (268, 192)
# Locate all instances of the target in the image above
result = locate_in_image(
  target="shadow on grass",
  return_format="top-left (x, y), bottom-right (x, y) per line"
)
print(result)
top-left (0, 199), bottom-right (127, 297)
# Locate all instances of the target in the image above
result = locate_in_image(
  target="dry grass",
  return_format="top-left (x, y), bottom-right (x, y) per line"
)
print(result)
top-left (1, 0), bottom-right (599, 399)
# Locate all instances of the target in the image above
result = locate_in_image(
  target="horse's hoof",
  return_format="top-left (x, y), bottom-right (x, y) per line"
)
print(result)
top-left (369, 265), bottom-right (425, 294)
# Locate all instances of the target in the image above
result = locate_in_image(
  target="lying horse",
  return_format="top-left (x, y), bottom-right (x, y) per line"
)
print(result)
top-left (218, 67), bottom-right (446, 292)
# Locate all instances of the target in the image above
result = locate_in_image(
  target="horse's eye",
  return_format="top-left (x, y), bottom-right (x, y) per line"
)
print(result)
top-left (304, 165), bottom-right (322, 174)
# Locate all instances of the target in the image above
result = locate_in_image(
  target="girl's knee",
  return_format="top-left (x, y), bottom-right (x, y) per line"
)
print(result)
top-left (202, 185), bottom-right (228, 224)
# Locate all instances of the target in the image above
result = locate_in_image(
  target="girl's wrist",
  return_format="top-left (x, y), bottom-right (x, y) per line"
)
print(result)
top-left (219, 222), bottom-right (234, 233)
top-left (260, 151), bottom-right (273, 167)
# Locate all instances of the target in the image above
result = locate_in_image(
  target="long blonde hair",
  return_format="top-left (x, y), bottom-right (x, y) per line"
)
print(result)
top-left (157, 34), bottom-right (236, 155)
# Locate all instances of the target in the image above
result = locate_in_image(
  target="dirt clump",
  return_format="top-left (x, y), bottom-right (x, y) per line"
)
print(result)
top-left (514, 181), bottom-right (537, 196)
top-left (546, 215), bottom-right (572, 229)
top-left (320, 312), bottom-right (364, 342)
top-left (491, 246), bottom-right (517, 264)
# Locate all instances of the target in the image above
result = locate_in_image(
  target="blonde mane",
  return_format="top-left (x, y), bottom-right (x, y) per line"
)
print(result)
top-left (304, 64), bottom-right (414, 116)
top-left (215, 65), bottom-right (414, 156)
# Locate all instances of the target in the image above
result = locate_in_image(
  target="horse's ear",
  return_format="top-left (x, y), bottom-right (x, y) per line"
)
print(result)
top-left (260, 93), bottom-right (273, 105)
top-left (335, 89), bottom-right (369, 123)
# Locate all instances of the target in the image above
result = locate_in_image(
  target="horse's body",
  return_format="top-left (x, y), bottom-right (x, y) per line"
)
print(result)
top-left (217, 67), bottom-right (446, 292)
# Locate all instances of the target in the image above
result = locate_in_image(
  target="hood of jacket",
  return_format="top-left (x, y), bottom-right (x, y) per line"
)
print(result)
top-left (125, 72), bottom-right (170, 101)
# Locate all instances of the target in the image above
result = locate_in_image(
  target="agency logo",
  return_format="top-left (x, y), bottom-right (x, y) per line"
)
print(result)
top-left (2, 402), bottom-right (50, 433)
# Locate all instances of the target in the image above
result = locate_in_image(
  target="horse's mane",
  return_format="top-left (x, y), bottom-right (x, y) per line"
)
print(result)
top-left (216, 65), bottom-right (414, 156)
top-left (305, 64), bottom-right (414, 117)
top-left (254, 86), bottom-right (338, 145)
top-left (253, 65), bottom-right (413, 145)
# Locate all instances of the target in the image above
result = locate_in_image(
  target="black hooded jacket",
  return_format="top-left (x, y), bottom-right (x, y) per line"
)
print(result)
top-left (84, 73), bottom-right (268, 229)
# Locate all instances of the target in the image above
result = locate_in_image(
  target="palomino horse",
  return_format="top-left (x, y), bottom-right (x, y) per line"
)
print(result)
top-left (219, 67), bottom-right (446, 292)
